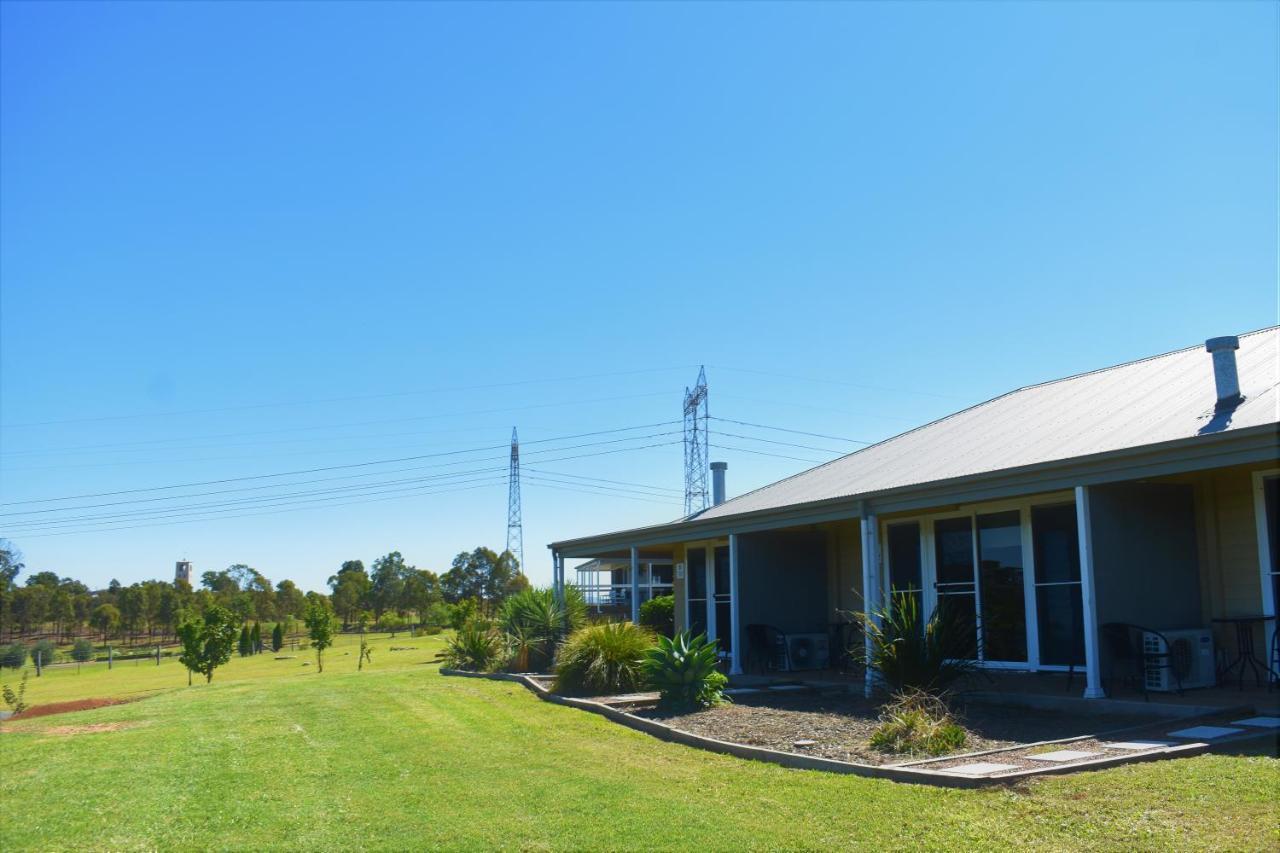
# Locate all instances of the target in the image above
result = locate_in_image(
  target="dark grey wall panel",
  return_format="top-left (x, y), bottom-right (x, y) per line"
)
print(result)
top-left (1089, 482), bottom-right (1201, 632)
top-left (737, 531), bottom-right (829, 634)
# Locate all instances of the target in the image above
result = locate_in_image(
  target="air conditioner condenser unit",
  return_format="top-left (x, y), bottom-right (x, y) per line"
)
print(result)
top-left (785, 633), bottom-right (830, 671)
top-left (1143, 629), bottom-right (1215, 692)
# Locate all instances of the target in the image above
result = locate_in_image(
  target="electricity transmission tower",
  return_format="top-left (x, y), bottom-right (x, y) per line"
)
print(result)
top-left (683, 367), bottom-right (710, 516)
top-left (506, 427), bottom-right (524, 573)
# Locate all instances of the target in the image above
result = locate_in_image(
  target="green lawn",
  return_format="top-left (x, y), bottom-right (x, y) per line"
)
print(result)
top-left (1, 632), bottom-right (1277, 851)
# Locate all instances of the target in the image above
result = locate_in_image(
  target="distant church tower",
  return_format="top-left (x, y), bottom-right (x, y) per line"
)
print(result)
top-left (175, 560), bottom-right (193, 584)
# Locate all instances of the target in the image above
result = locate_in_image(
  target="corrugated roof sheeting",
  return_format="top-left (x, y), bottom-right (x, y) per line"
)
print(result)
top-left (694, 327), bottom-right (1279, 521)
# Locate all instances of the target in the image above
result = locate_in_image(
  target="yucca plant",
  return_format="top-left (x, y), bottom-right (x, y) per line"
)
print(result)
top-left (442, 622), bottom-right (505, 672)
top-left (852, 592), bottom-right (977, 695)
top-left (499, 586), bottom-right (587, 672)
top-left (641, 631), bottom-right (728, 711)
top-left (553, 621), bottom-right (654, 696)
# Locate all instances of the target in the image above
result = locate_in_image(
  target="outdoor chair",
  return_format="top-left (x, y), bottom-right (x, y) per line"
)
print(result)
top-left (1101, 622), bottom-right (1183, 701)
top-left (745, 624), bottom-right (788, 674)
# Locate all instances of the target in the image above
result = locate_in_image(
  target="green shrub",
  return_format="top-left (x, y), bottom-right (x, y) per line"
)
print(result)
top-left (851, 592), bottom-right (977, 695)
top-left (29, 639), bottom-right (57, 668)
top-left (553, 622), bottom-right (653, 696)
top-left (420, 625), bottom-right (443, 635)
top-left (423, 602), bottom-right (453, 629)
top-left (442, 623), bottom-right (505, 672)
top-left (639, 595), bottom-right (675, 637)
top-left (868, 690), bottom-right (967, 756)
top-left (375, 613), bottom-right (409, 633)
top-left (271, 623), bottom-right (284, 652)
top-left (238, 625), bottom-right (252, 657)
top-left (500, 587), bottom-right (587, 672)
top-left (449, 599), bottom-right (480, 631)
top-left (641, 631), bottom-right (728, 711)
top-left (71, 638), bottom-right (95, 662)
top-left (0, 643), bottom-right (27, 670)
top-left (250, 622), bottom-right (262, 654)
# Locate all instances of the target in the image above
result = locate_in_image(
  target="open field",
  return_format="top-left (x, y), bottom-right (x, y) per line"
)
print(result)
top-left (1, 632), bottom-right (1278, 851)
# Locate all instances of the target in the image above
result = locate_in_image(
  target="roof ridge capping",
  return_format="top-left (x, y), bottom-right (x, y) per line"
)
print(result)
top-left (703, 325), bottom-right (1280, 516)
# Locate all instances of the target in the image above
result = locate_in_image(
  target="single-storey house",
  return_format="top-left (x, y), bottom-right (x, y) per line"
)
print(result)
top-left (549, 328), bottom-right (1279, 698)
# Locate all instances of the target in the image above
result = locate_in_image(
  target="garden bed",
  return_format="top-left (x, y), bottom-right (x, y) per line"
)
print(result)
top-left (628, 692), bottom-right (1153, 766)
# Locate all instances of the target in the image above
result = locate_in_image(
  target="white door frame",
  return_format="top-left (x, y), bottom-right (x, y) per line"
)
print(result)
top-left (1252, 469), bottom-right (1279, 665)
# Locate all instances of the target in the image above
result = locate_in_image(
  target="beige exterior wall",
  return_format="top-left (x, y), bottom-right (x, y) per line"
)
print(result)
top-left (820, 519), bottom-right (862, 619)
top-left (1159, 462), bottom-right (1272, 623)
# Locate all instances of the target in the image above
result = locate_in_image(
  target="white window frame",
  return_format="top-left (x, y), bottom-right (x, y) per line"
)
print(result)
top-left (1251, 469), bottom-right (1279, 664)
top-left (880, 490), bottom-right (1074, 672)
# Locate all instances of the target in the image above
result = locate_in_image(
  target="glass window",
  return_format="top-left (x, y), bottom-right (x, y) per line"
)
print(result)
top-left (687, 549), bottom-right (706, 599)
top-left (887, 522), bottom-right (923, 624)
top-left (713, 546), bottom-right (731, 652)
top-left (651, 564), bottom-right (674, 585)
top-left (1032, 504), bottom-right (1081, 584)
top-left (977, 510), bottom-right (1027, 662)
top-left (933, 517), bottom-right (977, 656)
top-left (934, 517), bottom-right (975, 586)
top-left (1031, 503), bottom-right (1084, 667)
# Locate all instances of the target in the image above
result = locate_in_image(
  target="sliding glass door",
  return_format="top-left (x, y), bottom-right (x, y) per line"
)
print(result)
top-left (1031, 503), bottom-right (1084, 668)
top-left (713, 546), bottom-right (733, 655)
top-left (976, 511), bottom-right (1027, 662)
top-left (933, 517), bottom-right (979, 656)
top-left (886, 522), bottom-right (924, 623)
top-left (686, 547), bottom-right (707, 638)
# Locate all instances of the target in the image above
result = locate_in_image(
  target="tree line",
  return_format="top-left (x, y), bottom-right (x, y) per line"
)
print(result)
top-left (0, 542), bottom-right (530, 646)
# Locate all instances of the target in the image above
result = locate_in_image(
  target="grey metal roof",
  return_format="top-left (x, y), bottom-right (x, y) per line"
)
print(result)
top-left (695, 327), bottom-right (1279, 521)
top-left (550, 328), bottom-right (1279, 552)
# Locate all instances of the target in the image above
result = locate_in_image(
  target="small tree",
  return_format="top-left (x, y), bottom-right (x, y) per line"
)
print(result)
top-left (271, 622), bottom-right (284, 652)
top-left (91, 603), bottom-right (120, 641)
top-left (177, 606), bottom-right (238, 684)
top-left (304, 597), bottom-right (335, 673)
top-left (357, 616), bottom-right (372, 672)
top-left (0, 642), bottom-right (27, 670)
top-left (250, 622), bottom-right (262, 654)
top-left (238, 625), bottom-right (252, 658)
top-left (71, 638), bottom-right (95, 662)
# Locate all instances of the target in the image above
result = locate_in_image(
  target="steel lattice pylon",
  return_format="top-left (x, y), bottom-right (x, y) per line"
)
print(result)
top-left (506, 427), bottom-right (524, 573)
top-left (683, 366), bottom-right (709, 516)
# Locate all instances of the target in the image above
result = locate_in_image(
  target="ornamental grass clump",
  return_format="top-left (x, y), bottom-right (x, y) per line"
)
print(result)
top-left (641, 631), bottom-right (728, 711)
top-left (869, 689), bottom-right (968, 756)
top-left (442, 622), bottom-right (505, 672)
top-left (553, 621), bottom-right (653, 696)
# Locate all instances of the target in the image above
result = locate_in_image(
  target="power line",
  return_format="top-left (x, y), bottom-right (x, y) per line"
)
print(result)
top-left (10, 481), bottom-right (508, 539)
top-left (1, 367), bottom-right (695, 429)
top-left (0, 426), bottom-right (682, 507)
top-left (709, 443), bottom-right (829, 464)
top-left (708, 416), bottom-right (873, 445)
top-left (0, 440), bottom-right (685, 524)
top-left (523, 467), bottom-right (682, 494)
top-left (712, 430), bottom-right (850, 455)
top-left (708, 364), bottom-right (964, 400)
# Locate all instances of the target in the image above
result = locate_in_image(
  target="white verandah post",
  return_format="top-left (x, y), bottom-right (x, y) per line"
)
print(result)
top-left (1075, 486), bottom-right (1106, 699)
top-left (860, 512), bottom-right (881, 698)
top-left (630, 546), bottom-right (640, 624)
top-left (728, 533), bottom-right (742, 676)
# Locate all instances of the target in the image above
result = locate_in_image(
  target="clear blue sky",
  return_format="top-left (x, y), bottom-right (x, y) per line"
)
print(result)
top-left (1, 1), bottom-right (1275, 593)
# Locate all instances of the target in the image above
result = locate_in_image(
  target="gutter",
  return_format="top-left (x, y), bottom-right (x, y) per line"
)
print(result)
top-left (549, 423), bottom-right (1279, 557)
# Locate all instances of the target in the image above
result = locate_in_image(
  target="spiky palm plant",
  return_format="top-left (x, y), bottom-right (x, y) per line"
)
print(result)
top-left (499, 586), bottom-right (586, 672)
top-left (854, 591), bottom-right (978, 695)
top-left (641, 631), bottom-right (728, 711)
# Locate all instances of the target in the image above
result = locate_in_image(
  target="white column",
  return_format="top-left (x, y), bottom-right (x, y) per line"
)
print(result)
top-left (551, 551), bottom-right (563, 605)
top-left (630, 546), bottom-right (640, 624)
top-left (860, 513), bottom-right (880, 698)
top-left (1075, 486), bottom-right (1106, 699)
top-left (728, 533), bottom-right (742, 675)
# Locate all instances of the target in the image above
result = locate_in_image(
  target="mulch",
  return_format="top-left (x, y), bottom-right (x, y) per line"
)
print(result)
top-left (9, 696), bottom-right (137, 720)
top-left (631, 692), bottom-right (1153, 766)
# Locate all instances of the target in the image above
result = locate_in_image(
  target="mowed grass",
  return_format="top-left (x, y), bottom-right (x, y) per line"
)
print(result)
top-left (1, 633), bottom-right (1277, 851)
